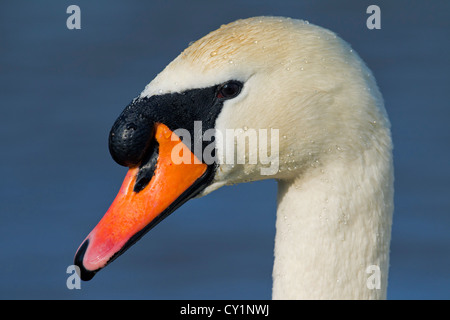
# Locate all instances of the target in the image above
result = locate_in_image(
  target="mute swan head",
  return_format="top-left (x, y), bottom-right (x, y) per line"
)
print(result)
top-left (141, 16), bottom-right (390, 189)
top-left (75, 16), bottom-right (393, 299)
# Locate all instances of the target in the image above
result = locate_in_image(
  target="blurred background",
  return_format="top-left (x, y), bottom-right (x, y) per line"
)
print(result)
top-left (0, 0), bottom-right (449, 299)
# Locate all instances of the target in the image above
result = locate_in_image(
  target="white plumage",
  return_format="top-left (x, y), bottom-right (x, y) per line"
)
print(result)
top-left (140, 16), bottom-right (394, 299)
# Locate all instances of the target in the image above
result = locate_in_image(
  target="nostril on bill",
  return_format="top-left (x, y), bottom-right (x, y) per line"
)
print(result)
top-left (134, 139), bottom-right (159, 193)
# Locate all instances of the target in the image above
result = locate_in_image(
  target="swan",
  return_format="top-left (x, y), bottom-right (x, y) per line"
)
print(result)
top-left (74, 16), bottom-right (394, 300)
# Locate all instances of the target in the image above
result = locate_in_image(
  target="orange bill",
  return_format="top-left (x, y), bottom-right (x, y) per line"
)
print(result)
top-left (74, 123), bottom-right (207, 280)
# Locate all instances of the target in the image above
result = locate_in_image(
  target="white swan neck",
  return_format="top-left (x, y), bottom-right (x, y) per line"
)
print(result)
top-left (272, 153), bottom-right (393, 299)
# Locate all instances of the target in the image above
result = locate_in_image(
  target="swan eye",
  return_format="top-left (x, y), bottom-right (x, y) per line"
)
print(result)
top-left (217, 81), bottom-right (243, 99)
